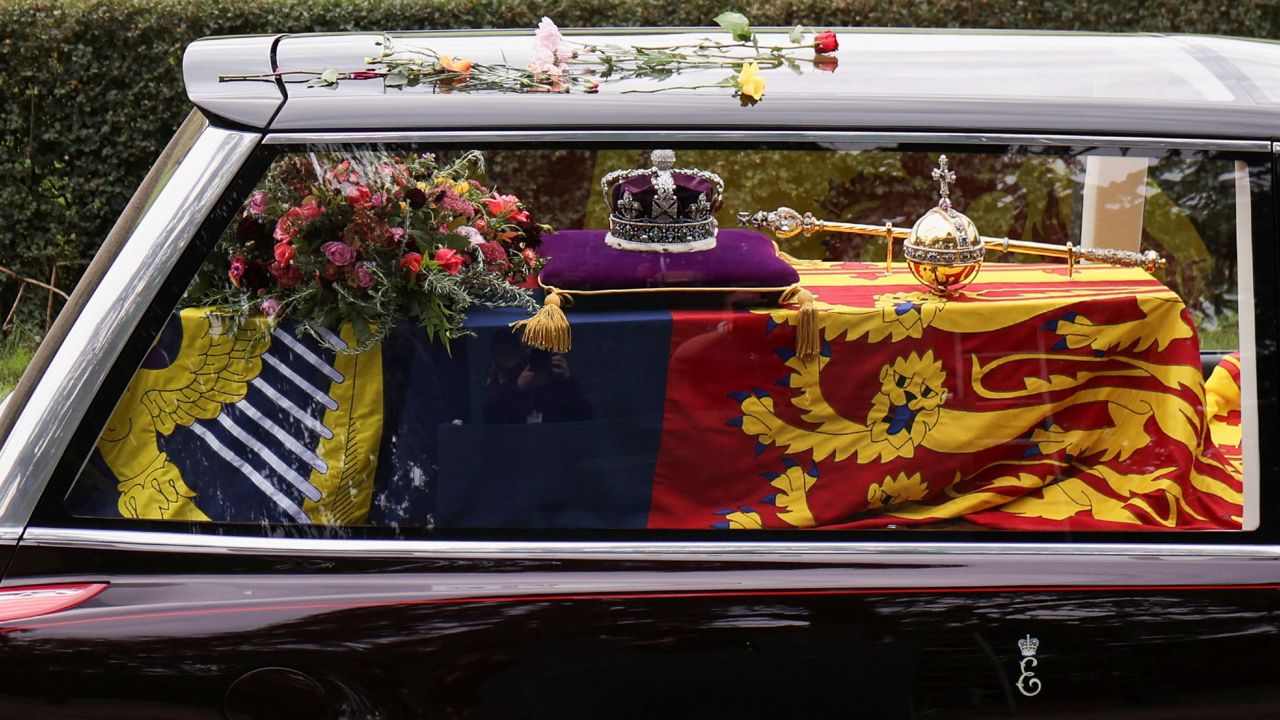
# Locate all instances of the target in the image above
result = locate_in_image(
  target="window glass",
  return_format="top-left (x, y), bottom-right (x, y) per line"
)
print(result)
top-left (65, 144), bottom-right (1259, 533)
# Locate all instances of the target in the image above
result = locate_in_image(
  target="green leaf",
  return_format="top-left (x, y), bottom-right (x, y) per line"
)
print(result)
top-left (384, 70), bottom-right (408, 87)
top-left (320, 68), bottom-right (339, 84)
top-left (789, 24), bottom-right (804, 44)
top-left (713, 11), bottom-right (752, 42)
top-left (351, 315), bottom-right (372, 345)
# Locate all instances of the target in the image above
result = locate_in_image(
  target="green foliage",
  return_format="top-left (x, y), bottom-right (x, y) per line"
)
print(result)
top-left (0, 0), bottom-right (1276, 331)
top-left (0, 324), bottom-right (41, 398)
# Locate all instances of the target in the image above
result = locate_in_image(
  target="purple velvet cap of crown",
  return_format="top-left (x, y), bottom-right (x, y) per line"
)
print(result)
top-left (610, 173), bottom-right (719, 219)
top-left (539, 229), bottom-right (799, 291)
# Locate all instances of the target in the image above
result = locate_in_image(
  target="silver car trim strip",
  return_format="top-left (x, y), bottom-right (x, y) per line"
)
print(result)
top-left (20, 526), bottom-right (1280, 563)
top-left (264, 130), bottom-right (1272, 153)
top-left (0, 127), bottom-right (260, 535)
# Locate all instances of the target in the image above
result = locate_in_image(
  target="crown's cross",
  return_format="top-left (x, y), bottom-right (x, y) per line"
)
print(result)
top-left (932, 155), bottom-right (957, 209)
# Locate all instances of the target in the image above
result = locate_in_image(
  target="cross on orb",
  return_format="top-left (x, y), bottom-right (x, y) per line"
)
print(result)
top-left (932, 155), bottom-right (956, 208)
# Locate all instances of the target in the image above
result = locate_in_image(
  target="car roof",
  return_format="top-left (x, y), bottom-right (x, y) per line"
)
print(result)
top-left (185, 28), bottom-right (1280, 141)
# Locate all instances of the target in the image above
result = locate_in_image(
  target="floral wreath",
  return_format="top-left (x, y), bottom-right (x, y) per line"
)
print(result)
top-left (200, 151), bottom-right (546, 352)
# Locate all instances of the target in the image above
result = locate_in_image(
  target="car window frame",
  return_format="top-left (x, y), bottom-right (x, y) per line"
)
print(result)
top-left (14, 128), bottom-right (1279, 551)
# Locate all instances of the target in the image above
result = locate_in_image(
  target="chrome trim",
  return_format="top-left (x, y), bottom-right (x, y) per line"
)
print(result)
top-left (265, 130), bottom-right (1272, 153)
top-left (0, 127), bottom-right (260, 535)
top-left (20, 526), bottom-right (1280, 563)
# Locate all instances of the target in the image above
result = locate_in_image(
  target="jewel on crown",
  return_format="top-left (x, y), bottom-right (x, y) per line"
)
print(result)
top-left (1018, 634), bottom-right (1040, 657)
top-left (600, 149), bottom-right (725, 253)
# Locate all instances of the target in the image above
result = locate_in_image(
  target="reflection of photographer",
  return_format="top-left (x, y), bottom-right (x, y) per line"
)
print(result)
top-left (484, 330), bottom-right (592, 424)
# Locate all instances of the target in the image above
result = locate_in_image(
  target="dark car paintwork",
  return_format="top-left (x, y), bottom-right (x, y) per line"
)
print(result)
top-left (2, 546), bottom-right (1280, 718)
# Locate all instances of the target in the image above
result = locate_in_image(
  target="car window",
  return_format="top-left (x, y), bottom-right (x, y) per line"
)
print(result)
top-left (61, 143), bottom-right (1264, 535)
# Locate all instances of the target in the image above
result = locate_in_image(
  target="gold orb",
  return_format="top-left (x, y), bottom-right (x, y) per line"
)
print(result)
top-left (903, 206), bottom-right (985, 295)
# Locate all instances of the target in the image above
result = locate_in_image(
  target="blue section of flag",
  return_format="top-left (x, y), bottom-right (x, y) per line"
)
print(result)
top-left (73, 306), bottom-right (671, 530)
top-left (424, 307), bottom-right (670, 530)
top-left (72, 314), bottom-right (343, 524)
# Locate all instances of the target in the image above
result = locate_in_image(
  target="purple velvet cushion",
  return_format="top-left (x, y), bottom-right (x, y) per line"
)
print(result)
top-left (538, 229), bottom-right (798, 291)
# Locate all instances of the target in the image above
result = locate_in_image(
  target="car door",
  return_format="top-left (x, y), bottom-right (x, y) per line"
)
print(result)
top-left (0, 128), bottom-right (1277, 720)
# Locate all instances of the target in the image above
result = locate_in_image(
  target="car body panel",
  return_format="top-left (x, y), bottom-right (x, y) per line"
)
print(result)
top-left (3, 543), bottom-right (1280, 718)
top-left (184, 29), bottom-right (1280, 138)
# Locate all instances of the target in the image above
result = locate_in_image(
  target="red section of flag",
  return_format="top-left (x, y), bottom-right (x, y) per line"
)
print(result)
top-left (649, 263), bottom-right (1243, 531)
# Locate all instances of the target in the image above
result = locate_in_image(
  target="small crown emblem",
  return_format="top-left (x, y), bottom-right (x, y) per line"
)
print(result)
top-left (1018, 634), bottom-right (1040, 657)
top-left (600, 149), bottom-right (725, 253)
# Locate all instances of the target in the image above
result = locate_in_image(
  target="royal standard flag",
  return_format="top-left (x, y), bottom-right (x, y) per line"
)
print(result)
top-left (76, 263), bottom-right (1243, 532)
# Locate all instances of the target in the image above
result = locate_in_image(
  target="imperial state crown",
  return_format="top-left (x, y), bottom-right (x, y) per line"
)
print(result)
top-left (600, 149), bottom-right (725, 253)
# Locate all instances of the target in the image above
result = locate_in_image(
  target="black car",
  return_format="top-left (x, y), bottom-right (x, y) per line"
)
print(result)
top-left (0, 26), bottom-right (1277, 719)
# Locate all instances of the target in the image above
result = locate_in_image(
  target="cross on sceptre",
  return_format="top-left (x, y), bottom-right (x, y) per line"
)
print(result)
top-left (932, 155), bottom-right (956, 209)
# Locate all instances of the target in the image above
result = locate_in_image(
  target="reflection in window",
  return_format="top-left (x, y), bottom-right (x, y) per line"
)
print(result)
top-left (66, 145), bottom-right (1256, 533)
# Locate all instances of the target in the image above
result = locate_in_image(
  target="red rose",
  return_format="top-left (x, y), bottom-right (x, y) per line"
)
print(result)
top-left (814, 30), bottom-right (838, 54)
top-left (399, 252), bottom-right (423, 273)
top-left (268, 261), bottom-right (302, 289)
top-left (521, 248), bottom-right (539, 267)
top-left (273, 199), bottom-right (323, 242)
top-left (273, 242), bottom-right (296, 266)
top-left (434, 247), bottom-right (464, 275)
top-left (345, 184), bottom-right (372, 207)
top-left (273, 213), bottom-right (297, 243)
top-left (297, 196), bottom-right (324, 219)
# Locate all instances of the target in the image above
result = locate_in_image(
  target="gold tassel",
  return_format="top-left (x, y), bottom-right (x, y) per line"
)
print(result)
top-left (781, 285), bottom-right (820, 362)
top-left (510, 290), bottom-right (572, 352)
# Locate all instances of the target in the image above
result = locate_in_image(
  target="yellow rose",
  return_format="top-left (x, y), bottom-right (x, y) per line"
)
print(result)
top-left (737, 61), bottom-right (765, 101)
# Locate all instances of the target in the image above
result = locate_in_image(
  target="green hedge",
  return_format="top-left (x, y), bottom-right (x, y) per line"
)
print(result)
top-left (1, 0), bottom-right (1277, 328)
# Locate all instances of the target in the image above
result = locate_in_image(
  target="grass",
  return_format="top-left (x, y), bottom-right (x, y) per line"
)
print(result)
top-left (1197, 310), bottom-right (1240, 353)
top-left (0, 326), bottom-right (42, 399)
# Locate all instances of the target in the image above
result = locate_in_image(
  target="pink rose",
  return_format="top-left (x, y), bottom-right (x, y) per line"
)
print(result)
top-left (260, 298), bottom-right (282, 317)
top-left (434, 247), bottom-right (464, 275)
top-left (455, 225), bottom-right (485, 246)
top-left (387, 227), bottom-right (406, 245)
top-left (354, 262), bottom-right (375, 288)
top-left (321, 241), bottom-right (358, 266)
top-left (248, 192), bottom-right (268, 216)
